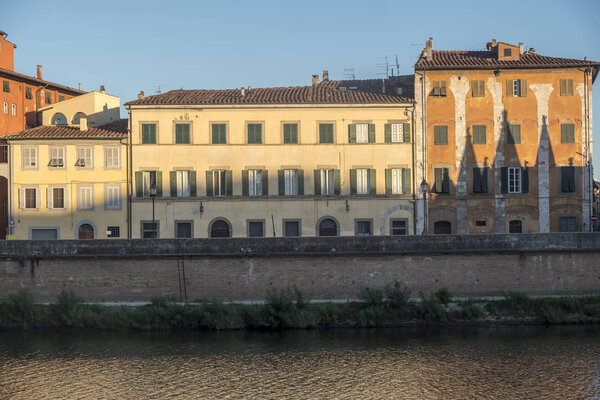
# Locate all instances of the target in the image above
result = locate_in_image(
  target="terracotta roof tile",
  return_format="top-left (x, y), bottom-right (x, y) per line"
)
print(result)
top-left (0, 67), bottom-right (86, 95)
top-left (5, 119), bottom-right (128, 140)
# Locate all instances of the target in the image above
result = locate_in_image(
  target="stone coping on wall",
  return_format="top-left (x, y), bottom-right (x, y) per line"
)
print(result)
top-left (1, 233), bottom-right (599, 259)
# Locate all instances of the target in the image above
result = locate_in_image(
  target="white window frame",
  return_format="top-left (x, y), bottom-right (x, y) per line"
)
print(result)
top-left (508, 167), bottom-right (521, 194)
top-left (213, 170), bottom-right (227, 197)
top-left (104, 146), bottom-right (120, 169)
top-left (513, 80), bottom-right (521, 97)
top-left (284, 169), bottom-right (298, 196)
top-left (356, 168), bottom-right (369, 195)
top-left (20, 186), bottom-right (39, 210)
top-left (47, 186), bottom-right (67, 210)
top-left (248, 169), bottom-right (262, 196)
top-left (391, 168), bottom-right (403, 194)
top-left (2, 102), bottom-right (7, 114)
top-left (105, 184), bottom-right (121, 210)
top-left (176, 170), bottom-right (190, 197)
top-left (49, 147), bottom-right (65, 168)
top-left (356, 123), bottom-right (369, 143)
top-left (391, 123), bottom-right (403, 143)
top-left (76, 146), bottom-right (93, 168)
top-left (22, 147), bottom-right (38, 169)
top-left (320, 169), bottom-right (335, 195)
top-left (78, 185), bottom-right (93, 210)
top-left (11, 103), bottom-right (16, 116)
top-left (143, 171), bottom-right (157, 197)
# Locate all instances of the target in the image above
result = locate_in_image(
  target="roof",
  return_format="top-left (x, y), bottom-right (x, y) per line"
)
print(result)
top-left (5, 119), bottom-right (128, 140)
top-left (0, 67), bottom-right (85, 95)
top-left (125, 80), bottom-right (413, 106)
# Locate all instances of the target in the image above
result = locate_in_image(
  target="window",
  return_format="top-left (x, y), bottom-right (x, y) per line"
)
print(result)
top-left (50, 187), bottom-right (65, 209)
top-left (283, 123), bottom-right (298, 144)
top-left (59, 95), bottom-right (64, 102)
top-left (141, 123), bottom-right (157, 144)
top-left (45, 92), bottom-right (52, 104)
top-left (434, 126), bottom-right (448, 145)
top-left (389, 123), bottom-right (409, 143)
top-left (175, 221), bottom-right (193, 238)
top-left (560, 166), bottom-right (576, 193)
top-left (176, 170), bottom-right (191, 197)
top-left (559, 216), bottom-right (577, 232)
top-left (504, 48), bottom-right (512, 57)
top-left (356, 123), bottom-right (369, 143)
top-left (356, 168), bottom-right (369, 195)
top-left (507, 79), bottom-right (526, 97)
top-left (73, 112), bottom-right (86, 124)
top-left (283, 220), bottom-right (301, 237)
top-left (11, 104), bottom-right (16, 116)
top-left (212, 123), bottom-right (227, 144)
top-left (247, 220), bottom-right (265, 237)
top-left (509, 220), bottom-right (522, 233)
top-left (78, 186), bottom-right (93, 210)
top-left (561, 124), bottom-right (574, 143)
top-left (475, 220), bottom-right (486, 227)
top-left (248, 169), bottom-right (262, 196)
top-left (3, 102), bottom-right (7, 114)
top-left (51, 113), bottom-right (67, 125)
top-left (433, 167), bottom-right (450, 193)
top-left (22, 147), bottom-right (37, 169)
top-left (213, 170), bottom-right (227, 197)
top-left (472, 167), bottom-right (489, 193)
top-left (175, 123), bottom-right (190, 144)
top-left (104, 147), bottom-right (120, 169)
top-left (284, 169), bottom-right (298, 195)
top-left (48, 147), bottom-right (65, 168)
top-left (105, 185), bottom-right (121, 209)
top-left (348, 123), bottom-right (374, 143)
top-left (210, 219), bottom-right (231, 237)
top-left (434, 221), bottom-right (452, 234)
top-left (247, 123), bottom-right (262, 144)
top-left (507, 124), bottom-right (521, 144)
top-left (75, 147), bottom-right (92, 168)
top-left (143, 171), bottom-right (157, 197)
top-left (318, 218), bottom-right (338, 236)
top-left (508, 167), bottom-right (521, 193)
top-left (25, 87), bottom-right (32, 99)
top-left (2, 80), bottom-right (9, 92)
top-left (472, 125), bottom-right (486, 144)
top-left (560, 79), bottom-right (574, 96)
top-left (107, 226), bottom-right (120, 238)
top-left (23, 188), bottom-right (37, 209)
top-left (141, 221), bottom-right (159, 238)
top-left (386, 168), bottom-right (411, 195)
top-left (319, 123), bottom-right (334, 143)
top-left (390, 219), bottom-right (408, 235)
top-left (432, 80), bottom-right (447, 96)
top-left (320, 169), bottom-right (335, 195)
top-left (355, 219), bottom-right (372, 236)
top-left (472, 80), bottom-right (485, 97)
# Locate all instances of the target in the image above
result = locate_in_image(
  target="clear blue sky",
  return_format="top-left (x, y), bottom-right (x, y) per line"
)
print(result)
top-left (3, 0), bottom-right (600, 175)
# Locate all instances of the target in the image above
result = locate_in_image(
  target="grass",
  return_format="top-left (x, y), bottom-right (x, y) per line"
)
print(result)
top-left (1, 287), bottom-right (599, 331)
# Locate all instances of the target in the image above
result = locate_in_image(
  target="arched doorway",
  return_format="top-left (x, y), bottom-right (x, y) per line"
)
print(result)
top-left (318, 217), bottom-right (338, 236)
top-left (209, 218), bottom-right (231, 237)
top-left (78, 223), bottom-right (95, 239)
top-left (434, 221), bottom-right (452, 234)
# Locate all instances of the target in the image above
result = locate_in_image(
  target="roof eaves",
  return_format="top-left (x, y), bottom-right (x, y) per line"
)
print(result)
top-left (0, 67), bottom-right (86, 94)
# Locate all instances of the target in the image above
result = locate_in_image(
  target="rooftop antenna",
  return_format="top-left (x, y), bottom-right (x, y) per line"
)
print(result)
top-left (395, 55), bottom-right (400, 77)
top-left (343, 68), bottom-right (356, 80)
top-left (154, 85), bottom-right (163, 94)
top-left (376, 56), bottom-right (390, 78)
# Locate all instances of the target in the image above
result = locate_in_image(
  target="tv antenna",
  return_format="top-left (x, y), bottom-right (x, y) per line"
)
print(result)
top-left (154, 85), bottom-right (163, 94)
top-left (376, 56), bottom-right (390, 78)
top-left (343, 68), bottom-right (356, 80)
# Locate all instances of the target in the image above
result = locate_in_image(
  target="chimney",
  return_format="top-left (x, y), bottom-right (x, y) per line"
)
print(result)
top-left (137, 90), bottom-right (145, 100)
top-left (36, 65), bottom-right (42, 80)
top-left (79, 116), bottom-right (88, 131)
top-left (322, 70), bottom-right (329, 82)
top-left (312, 74), bottom-right (319, 85)
top-left (78, 82), bottom-right (81, 90)
top-left (519, 43), bottom-right (524, 55)
top-left (425, 37), bottom-right (433, 61)
top-left (100, 85), bottom-right (105, 93)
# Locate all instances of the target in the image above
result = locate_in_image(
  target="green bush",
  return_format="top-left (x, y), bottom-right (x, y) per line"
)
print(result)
top-left (53, 290), bottom-right (85, 326)
top-left (4, 289), bottom-right (36, 323)
top-left (417, 293), bottom-right (447, 322)
top-left (384, 282), bottom-right (411, 310)
top-left (359, 288), bottom-right (384, 307)
top-left (434, 288), bottom-right (453, 305)
top-left (460, 299), bottom-right (484, 319)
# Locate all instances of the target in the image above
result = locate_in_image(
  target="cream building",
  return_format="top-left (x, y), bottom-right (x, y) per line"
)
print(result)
top-left (125, 75), bottom-right (415, 238)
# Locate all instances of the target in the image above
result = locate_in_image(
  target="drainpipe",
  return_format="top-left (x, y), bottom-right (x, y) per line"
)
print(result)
top-left (127, 107), bottom-right (133, 238)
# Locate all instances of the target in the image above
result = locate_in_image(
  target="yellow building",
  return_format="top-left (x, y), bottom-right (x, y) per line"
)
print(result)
top-left (6, 90), bottom-right (127, 239)
top-left (124, 75), bottom-right (415, 238)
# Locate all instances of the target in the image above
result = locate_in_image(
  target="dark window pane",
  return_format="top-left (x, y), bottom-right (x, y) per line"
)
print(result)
top-left (248, 221), bottom-right (264, 237)
top-left (319, 218), bottom-right (337, 236)
top-left (391, 219), bottom-right (407, 235)
top-left (284, 220), bottom-right (300, 237)
top-left (107, 226), bottom-right (120, 237)
top-left (509, 220), bottom-right (522, 233)
top-left (176, 222), bottom-right (192, 238)
top-left (210, 220), bottom-right (230, 237)
top-left (356, 220), bottom-right (372, 236)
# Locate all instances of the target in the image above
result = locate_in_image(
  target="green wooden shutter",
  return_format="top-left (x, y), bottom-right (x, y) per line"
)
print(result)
top-left (369, 169), bottom-right (376, 195)
top-left (440, 81), bottom-right (447, 96)
top-left (521, 167), bottom-right (529, 193)
top-left (242, 170), bottom-right (249, 196)
top-left (206, 171), bottom-right (213, 197)
top-left (135, 171), bottom-right (143, 197)
top-left (278, 170), bottom-right (284, 196)
top-left (350, 169), bottom-right (357, 195)
top-left (262, 170), bottom-right (268, 196)
top-left (368, 124), bottom-right (375, 143)
top-left (385, 169), bottom-right (392, 194)
top-left (190, 171), bottom-right (196, 197)
top-left (348, 124), bottom-right (356, 143)
top-left (501, 167), bottom-right (508, 194)
top-left (403, 168), bottom-right (411, 194)
top-left (226, 170), bottom-right (233, 196)
top-left (520, 79), bottom-right (527, 97)
top-left (298, 169), bottom-right (304, 195)
top-left (560, 79), bottom-right (566, 96)
top-left (384, 124), bottom-right (391, 143)
top-left (170, 171), bottom-right (177, 197)
top-left (403, 123), bottom-right (410, 143)
top-left (314, 170), bottom-right (321, 195)
top-left (434, 168), bottom-right (442, 193)
top-left (334, 169), bottom-right (341, 195)
top-left (506, 80), bottom-right (513, 97)
top-left (514, 125), bottom-right (521, 144)
top-left (156, 172), bottom-right (162, 197)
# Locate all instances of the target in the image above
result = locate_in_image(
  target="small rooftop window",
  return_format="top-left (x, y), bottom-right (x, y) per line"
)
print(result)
top-left (504, 48), bottom-right (512, 57)
top-left (51, 113), bottom-right (67, 126)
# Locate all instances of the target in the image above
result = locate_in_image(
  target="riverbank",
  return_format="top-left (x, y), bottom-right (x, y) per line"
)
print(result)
top-left (1, 285), bottom-right (599, 330)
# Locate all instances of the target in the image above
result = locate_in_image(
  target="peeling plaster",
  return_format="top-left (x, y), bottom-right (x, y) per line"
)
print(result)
top-left (487, 76), bottom-right (506, 233)
top-left (450, 75), bottom-right (470, 234)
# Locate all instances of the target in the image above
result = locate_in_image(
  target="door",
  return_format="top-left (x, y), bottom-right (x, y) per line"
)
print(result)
top-left (78, 224), bottom-right (94, 239)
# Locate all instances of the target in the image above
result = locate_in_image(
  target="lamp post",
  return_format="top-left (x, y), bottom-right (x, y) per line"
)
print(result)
top-left (150, 185), bottom-right (157, 238)
top-left (420, 179), bottom-right (429, 235)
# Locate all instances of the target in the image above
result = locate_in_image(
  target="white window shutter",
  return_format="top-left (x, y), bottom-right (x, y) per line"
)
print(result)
top-left (46, 188), bottom-right (51, 209)
top-left (18, 188), bottom-right (23, 209)
top-left (64, 187), bottom-right (69, 209)
top-left (36, 188), bottom-right (41, 209)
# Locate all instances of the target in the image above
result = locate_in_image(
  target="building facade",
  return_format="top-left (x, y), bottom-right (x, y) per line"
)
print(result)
top-left (414, 38), bottom-right (599, 234)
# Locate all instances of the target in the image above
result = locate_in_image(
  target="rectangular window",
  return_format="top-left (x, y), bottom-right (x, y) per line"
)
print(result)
top-left (11, 104), bottom-right (16, 116)
top-left (513, 80), bottom-right (520, 96)
top-left (24, 188), bottom-right (37, 209)
top-left (319, 123), bottom-right (334, 143)
top-left (59, 95), bottom-right (64, 102)
top-left (476, 220), bottom-right (487, 227)
top-left (175, 123), bottom-right (190, 144)
top-left (247, 123), bottom-right (262, 144)
top-left (175, 221), bottom-right (193, 238)
top-left (507, 79), bottom-right (527, 97)
top-left (390, 219), bottom-right (408, 235)
top-left (213, 170), bottom-right (227, 197)
top-left (3, 102), bottom-right (6, 114)
top-left (105, 185), bottom-right (121, 209)
top-left (2, 80), bottom-right (9, 92)
top-left (508, 167), bottom-right (521, 193)
top-left (356, 168), bottom-right (369, 195)
top-left (391, 123), bottom-right (404, 143)
top-left (51, 187), bottom-right (65, 209)
top-left (107, 226), bottom-right (120, 238)
top-left (248, 169), bottom-right (262, 196)
top-left (472, 167), bottom-right (489, 193)
top-left (559, 216), bottom-right (577, 232)
top-left (176, 170), bottom-right (191, 197)
top-left (356, 123), bottom-right (369, 143)
top-left (472, 80), bottom-right (485, 97)
top-left (391, 168), bottom-right (403, 194)
top-left (104, 147), bottom-right (120, 169)
top-left (283, 220), bottom-right (301, 237)
top-left (212, 123), bottom-right (227, 144)
top-left (22, 147), bottom-right (38, 168)
top-left (25, 87), bottom-right (32, 99)
top-left (561, 124), bottom-right (575, 143)
top-left (141, 221), bottom-right (159, 238)
top-left (45, 92), bottom-right (52, 104)
top-left (48, 147), bottom-right (65, 168)
top-left (320, 169), bottom-right (335, 195)
top-left (143, 171), bottom-right (157, 197)
top-left (355, 219), bottom-right (372, 236)
top-left (284, 169), bottom-right (298, 195)
top-left (247, 220), bottom-right (265, 237)
top-left (78, 186), bottom-right (93, 210)
top-left (504, 48), bottom-right (512, 57)
top-left (283, 123), bottom-right (298, 144)
top-left (141, 123), bottom-right (157, 144)
top-left (472, 125), bottom-right (486, 144)
top-left (76, 147), bottom-right (92, 168)
top-left (560, 79), bottom-right (574, 96)
top-left (433, 167), bottom-right (450, 193)
top-left (560, 166), bottom-right (576, 193)
top-left (507, 124), bottom-right (521, 144)
top-left (432, 80), bottom-right (447, 97)
top-left (434, 126), bottom-right (448, 145)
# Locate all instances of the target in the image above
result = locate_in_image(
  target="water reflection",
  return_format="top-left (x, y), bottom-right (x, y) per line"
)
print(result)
top-left (1, 326), bottom-right (599, 399)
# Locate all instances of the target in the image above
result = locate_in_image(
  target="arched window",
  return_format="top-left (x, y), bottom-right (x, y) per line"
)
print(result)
top-left (434, 221), bottom-right (452, 234)
top-left (51, 113), bottom-right (67, 125)
top-left (78, 223), bottom-right (94, 239)
top-left (72, 112), bottom-right (86, 124)
top-left (318, 217), bottom-right (338, 236)
top-left (209, 218), bottom-right (231, 238)
top-left (509, 220), bottom-right (522, 233)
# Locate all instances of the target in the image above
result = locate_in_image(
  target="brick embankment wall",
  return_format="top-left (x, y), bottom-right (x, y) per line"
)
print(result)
top-left (0, 233), bottom-right (599, 302)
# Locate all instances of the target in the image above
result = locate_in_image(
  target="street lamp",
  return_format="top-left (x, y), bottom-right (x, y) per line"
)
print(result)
top-left (150, 185), bottom-right (157, 238)
top-left (420, 179), bottom-right (429, 235)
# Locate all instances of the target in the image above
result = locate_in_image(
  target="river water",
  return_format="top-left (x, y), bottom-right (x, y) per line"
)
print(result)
top-left (0, 326), bottom-right (598, 399)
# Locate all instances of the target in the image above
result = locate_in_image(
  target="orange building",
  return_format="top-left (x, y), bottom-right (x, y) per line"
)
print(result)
top-left (414, 38), bottom-right (599, 234)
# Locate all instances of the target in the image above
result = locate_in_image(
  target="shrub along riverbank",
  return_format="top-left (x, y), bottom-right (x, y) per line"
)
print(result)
top-left (1, 284), bottom-right (599, 330)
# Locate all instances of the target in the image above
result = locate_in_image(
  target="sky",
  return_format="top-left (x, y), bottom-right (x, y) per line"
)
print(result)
top-left (2, 0), bottom-right (600, 174)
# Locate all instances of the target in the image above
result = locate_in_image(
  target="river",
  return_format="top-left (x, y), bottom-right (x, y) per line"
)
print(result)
top-left (0, 326), bottom-right (599, 399)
